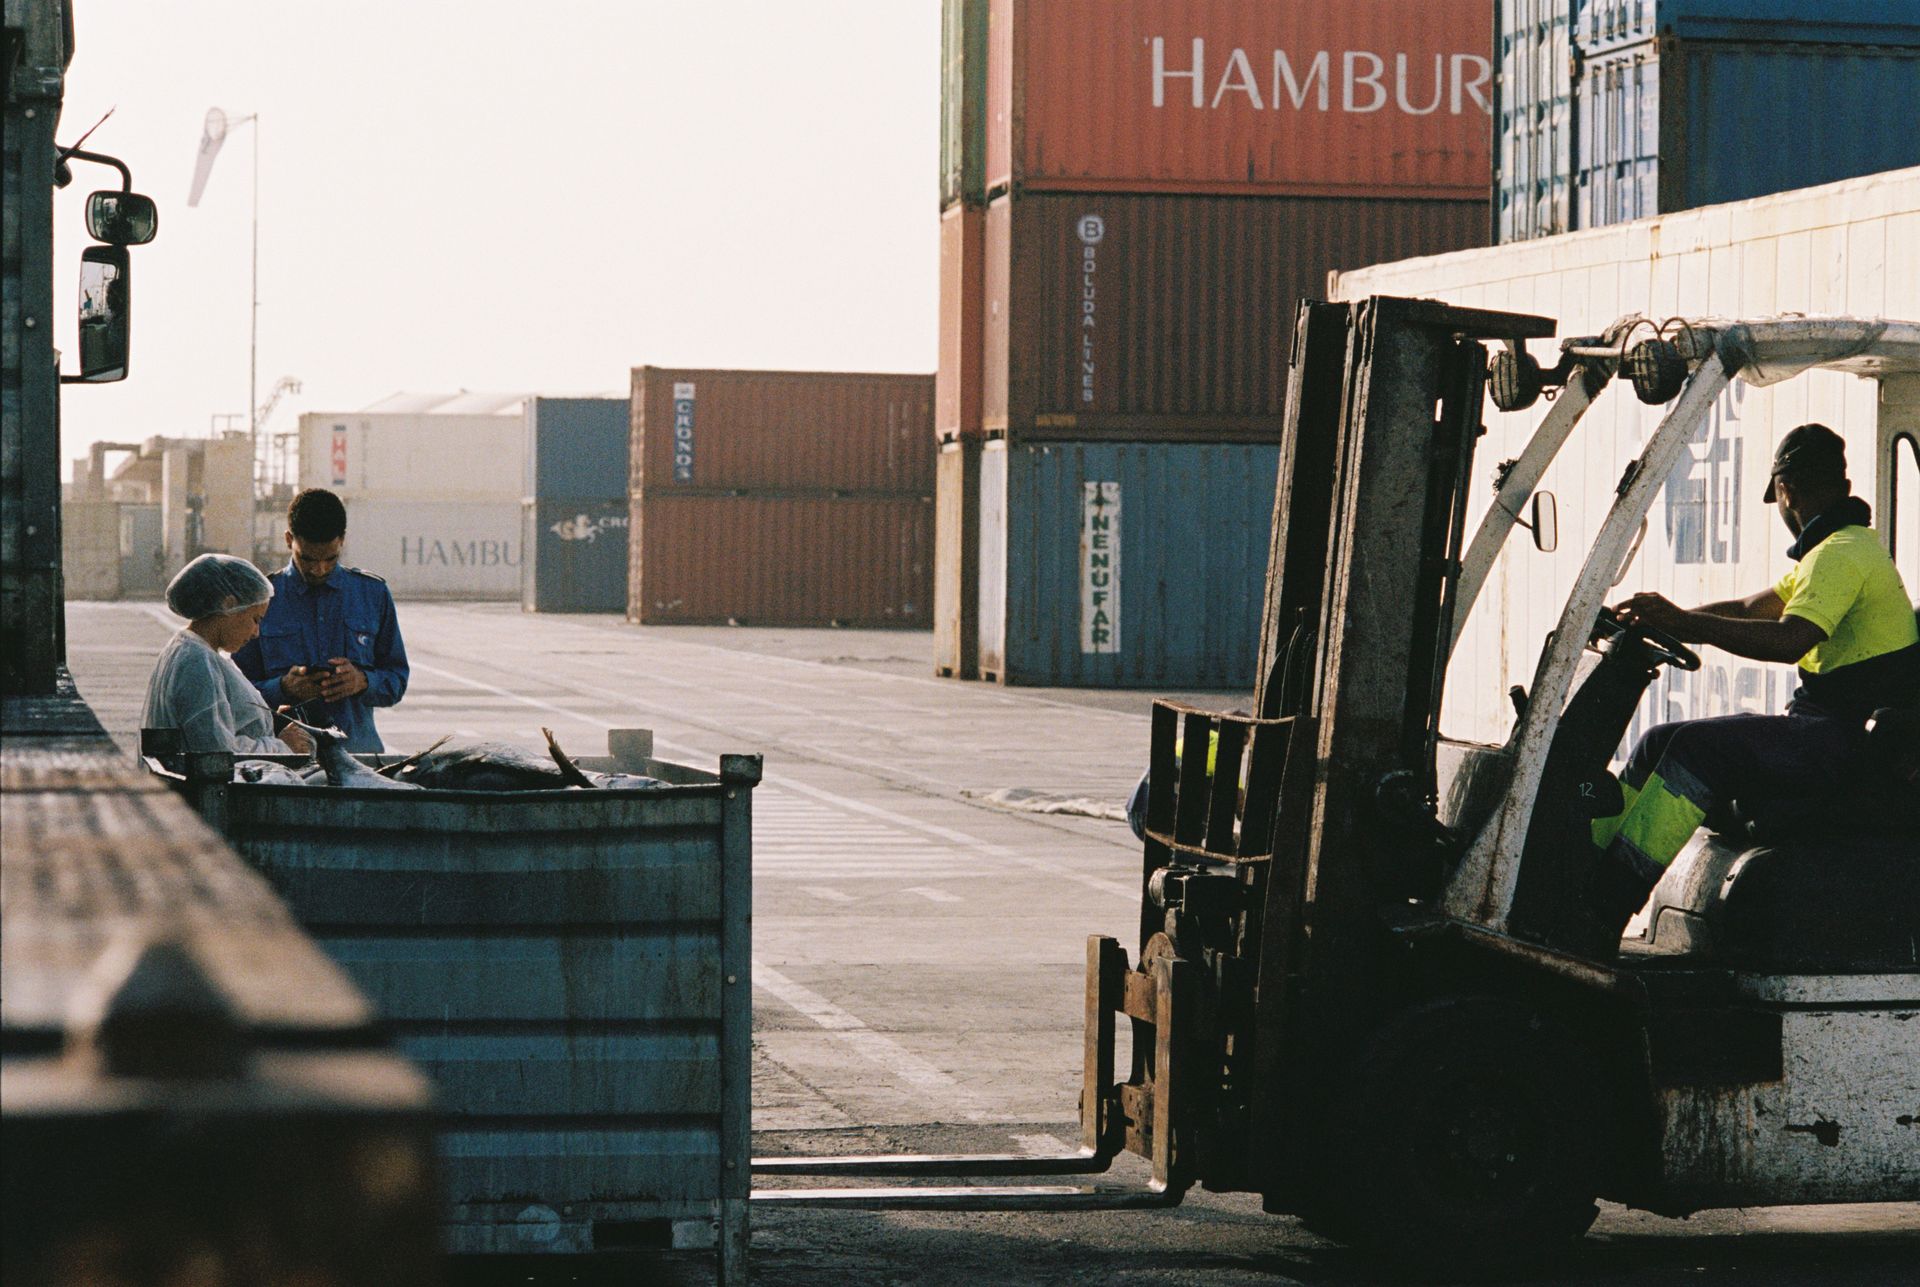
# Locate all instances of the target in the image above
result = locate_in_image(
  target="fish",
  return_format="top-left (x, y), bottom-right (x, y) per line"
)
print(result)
top-left (389, 740), bottom-right (576, 791)
top-left (299, 723), bottom-right (422, 790)
top-left (541, 727), bottom-right (599, 789)
top-left (233, 760), bottom-right (311, 786)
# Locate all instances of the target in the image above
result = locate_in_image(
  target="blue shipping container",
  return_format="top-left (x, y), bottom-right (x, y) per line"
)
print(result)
top-left (1496, 1), bottom-right (1920, 239)
top-left (1581, 0), bottom-right (1920, 52)
top-left (522, 496), bottom-right (631, 613)
top-left (978, 441), bottom-right (1278, 689)
top-left (526, 396), bottom-right (631, 500)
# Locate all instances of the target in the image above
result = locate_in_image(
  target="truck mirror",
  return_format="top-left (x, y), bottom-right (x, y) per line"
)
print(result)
top-left (86, 190), bottom-right (158, 245)
top-left (74, 245), bottom-right (131, 383)
top-left (1529, 490), bottom-right (1558, 553)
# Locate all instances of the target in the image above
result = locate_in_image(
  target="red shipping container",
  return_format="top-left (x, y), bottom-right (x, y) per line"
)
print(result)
top-left (631, 368), bottom-right (934, 495)
top-left (983, 0), bottom-right (1493, 198)
top-left (937, 206), bottom-right (988, 442)
top-left (628, 494), bottom-right (931, 628)
top-left (981, 190), bottom-right (1486, 438)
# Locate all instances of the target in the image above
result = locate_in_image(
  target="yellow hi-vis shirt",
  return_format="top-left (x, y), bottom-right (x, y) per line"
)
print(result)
top-left (1773, 526), bottom-right (1918, 672)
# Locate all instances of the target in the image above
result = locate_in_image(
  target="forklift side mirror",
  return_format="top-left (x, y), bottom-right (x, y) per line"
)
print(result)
top-left (72, 245), bottom-right (131, 383)
top-left (1529, 491), bottom-right (1558, 553)
top-left (85, 191), bottom-right (158, 245)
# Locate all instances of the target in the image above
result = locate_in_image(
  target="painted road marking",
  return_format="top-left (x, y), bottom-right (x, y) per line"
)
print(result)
top-left (752, 963), bottom-right (1001, 1124)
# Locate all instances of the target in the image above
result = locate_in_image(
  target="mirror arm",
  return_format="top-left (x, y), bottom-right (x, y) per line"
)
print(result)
top-left (56, 146), bottom-right (134, 191)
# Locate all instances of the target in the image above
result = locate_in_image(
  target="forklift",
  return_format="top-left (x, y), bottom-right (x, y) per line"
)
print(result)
top-left (755, 299), bottom-right (1920, 1272)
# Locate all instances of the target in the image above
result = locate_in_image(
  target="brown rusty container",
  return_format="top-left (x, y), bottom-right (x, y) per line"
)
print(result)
top-left (982, 0), bottom-right (1493, 198)
top-left (628, 494), bottom-right (932, 628)
top-left (632, 368), bottom-right (934, 495)
top-left (982, 190), bottom-right (1487, 439)
top-left (933, 439), bottom-right (981, 677)
top-left (937, 205), bottom-right (988, 443)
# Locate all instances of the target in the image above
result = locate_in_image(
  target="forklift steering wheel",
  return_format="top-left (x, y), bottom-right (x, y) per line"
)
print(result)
top-left (1591, 606), bottom-right (1702, 671)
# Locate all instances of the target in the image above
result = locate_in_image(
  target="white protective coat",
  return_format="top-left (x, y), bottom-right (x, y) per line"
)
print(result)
top-left (143, 629), bottom-right (296, 755)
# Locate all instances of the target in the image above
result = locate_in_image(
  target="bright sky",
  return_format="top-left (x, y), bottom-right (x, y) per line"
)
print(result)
top-left (53, 1), bottom-right (939, 469)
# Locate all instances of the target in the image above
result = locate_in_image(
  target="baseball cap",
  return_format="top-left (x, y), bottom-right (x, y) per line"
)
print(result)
top-left (1761, 423), bottom-right (1846, 503)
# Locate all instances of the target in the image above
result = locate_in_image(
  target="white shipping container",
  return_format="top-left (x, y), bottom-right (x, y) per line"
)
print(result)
top-left (1331, 167), bottom-right (1920, 747)
top-left (336, 498), bottom-right (522, 601)
top-left (299, 396), bottom-right (527, 502)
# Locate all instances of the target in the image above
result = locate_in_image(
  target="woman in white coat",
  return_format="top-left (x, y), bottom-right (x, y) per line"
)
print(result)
top-left (143, 554), bottom-right (314, 756)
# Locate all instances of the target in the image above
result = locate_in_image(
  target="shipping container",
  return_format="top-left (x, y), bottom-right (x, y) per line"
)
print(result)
top-left (299, 397), bottom-right (527, 502)
top-left (60, 499), bottom-right (120, 600)
top-left (526, 396), bottom-right (630, 500)
top-left (342, 498), bottom-right (521, 601)
top-left (632, 369), bottom-right (934, 495)
top-left (1580, 0), bottom-right (1920, 51)
top-left (978, 440), bottom-right (1279, 687)
top-left (941, 0), bottom-right (989, 208)
top-left (976, 0), bottom-right (1493, 199)
top-left (1577, 37), bottom-right (1920, 227)
top-left (522, 497), bottom-right (630, 614)
top-left (1330, 166), bottom-right (1920, 746)
top-left (982, 190), bottom-right (1487, 438)
top-left (934, 440), bottom-right (981, 677)
top-left (1494, 1), bottom-right (1920, 240)
top-left (629, 495), bottom-right (931, 627)
top-left (937, 204), bottom-right (988, 441)
top-left (1494, 0), bottom-right (1577, 240)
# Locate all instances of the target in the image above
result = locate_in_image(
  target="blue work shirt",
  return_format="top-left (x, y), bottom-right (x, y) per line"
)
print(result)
top-left (233, 562), bottom-right (409, 752)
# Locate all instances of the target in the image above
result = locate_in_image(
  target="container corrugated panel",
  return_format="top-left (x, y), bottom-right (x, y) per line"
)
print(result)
top-left (1575, 38), bottom-right (1920, 226)
top-left (1494, 0), bottom-right (1575, 242)
top-left (1581, 0), bottom-right (1920, 50)
top-left (522, 497), bottom-right (630, 613)
top-left (632, 368), bottom-right (935, 494)
top-left (941, 0), bottom-right (989, 208)
top-left (938, 205), bottom-right (988, 442)
top-left (983, 191), bottom-right (1487, 438)
top-left (1328, 167), bottom-right (1920, 745)
top-left (983, 0), bottom-right (1494, 198)
top-left (343, 498), bottom-right (520, 601)
top-left (197, 745), bottom-right (753, 1264)
top-left (299, 411), bottom-right (526, 502)
top-left (977, 440), bottom-right (1279, 688)
top-left (934, 440), bottom-right (981, 677)
top-left (527, 397), bottom-right (631, 500)
top-left (630, 494), bottom-right (932, 627)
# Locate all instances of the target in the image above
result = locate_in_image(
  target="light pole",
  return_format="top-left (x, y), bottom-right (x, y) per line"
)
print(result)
top-left (187, 108), bottom-right (262, 532)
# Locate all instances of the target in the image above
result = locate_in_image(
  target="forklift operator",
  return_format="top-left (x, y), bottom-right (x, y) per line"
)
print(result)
top-left (1591, 423), bottom-right (1920, 931)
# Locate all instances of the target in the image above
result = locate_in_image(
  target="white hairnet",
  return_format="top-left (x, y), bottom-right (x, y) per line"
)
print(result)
top-left (165, 553), bottom-right (273, 620)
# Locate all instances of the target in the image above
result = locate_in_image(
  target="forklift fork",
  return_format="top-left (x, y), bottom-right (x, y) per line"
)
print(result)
top-left (750, 937), bottom-right (1193, 1210)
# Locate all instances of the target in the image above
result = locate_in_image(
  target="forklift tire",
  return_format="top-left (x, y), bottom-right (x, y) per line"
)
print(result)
top-left (1322, 996), bottom-right (1603, 1276)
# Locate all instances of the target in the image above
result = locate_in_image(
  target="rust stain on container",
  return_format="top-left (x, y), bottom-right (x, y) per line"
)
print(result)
top-left (938, 205), bottom-right (988, 441)
top-left (982, 191), bottom-right (1487, 437)
top-left (983, 0), bottom-right (1493, 198)
top-left (632, 368), bottom-right (934, 495)
top-left (629, 494), bottom-right (932, 628)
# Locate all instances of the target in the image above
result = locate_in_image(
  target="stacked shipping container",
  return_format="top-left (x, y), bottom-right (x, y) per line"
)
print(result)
top-left (1495, 1), bottom-right (1920, 241)
top-left (523, 397), bottom-right (631, 614)
top-left (937, 0), bottom-right (1497, 685)
top-left (627, 369), bottom-right (934, 627)
top-left (297, 394), bottom-right (528, 600)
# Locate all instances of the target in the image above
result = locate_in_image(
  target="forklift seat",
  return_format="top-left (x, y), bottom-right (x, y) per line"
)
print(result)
top-left (1642, 833), bottom-right (1919, 973)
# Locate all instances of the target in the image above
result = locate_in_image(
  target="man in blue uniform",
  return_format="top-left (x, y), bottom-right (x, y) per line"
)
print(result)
top-left (235, 488), bottom-right (409, 752)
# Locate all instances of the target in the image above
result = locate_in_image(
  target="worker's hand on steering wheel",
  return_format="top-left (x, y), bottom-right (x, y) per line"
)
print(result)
top-left (1594, 598), bottom-right (1703, 671)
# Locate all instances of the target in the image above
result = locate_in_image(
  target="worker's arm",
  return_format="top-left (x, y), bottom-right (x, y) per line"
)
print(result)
top-left (1614, 590), bottom-right (1826, 665)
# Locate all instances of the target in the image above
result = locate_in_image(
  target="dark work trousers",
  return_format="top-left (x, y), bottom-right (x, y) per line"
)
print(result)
top-left (1590, 706), bottom-right (1862, 931)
